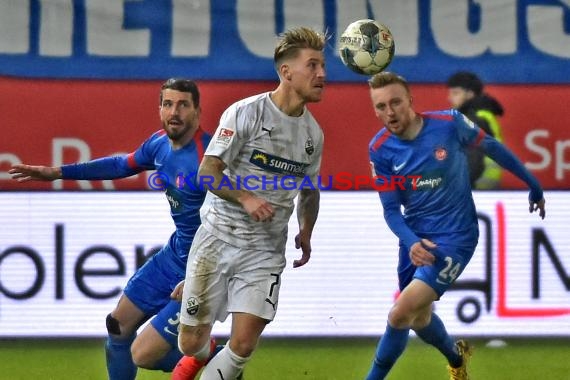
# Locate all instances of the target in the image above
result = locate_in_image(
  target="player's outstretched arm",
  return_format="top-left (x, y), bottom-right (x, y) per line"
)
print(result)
top-left (293, 188), bottom-right (320, 268)
top-left (9, 164), bottom-right (62, 182)
top-left (480, 135), bottom-right (546, 219)
top-left (11, 156), bottom-right (141, 182)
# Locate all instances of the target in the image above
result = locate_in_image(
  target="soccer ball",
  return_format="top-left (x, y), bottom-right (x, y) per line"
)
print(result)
top-left (338, 19), bottom-right (395, 75)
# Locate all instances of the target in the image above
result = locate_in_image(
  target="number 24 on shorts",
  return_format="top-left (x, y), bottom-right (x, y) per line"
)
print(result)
top-left (437, 256), bottom-right (462, 285)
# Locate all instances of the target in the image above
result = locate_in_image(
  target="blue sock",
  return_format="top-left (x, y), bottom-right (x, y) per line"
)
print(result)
top-left (154, 347), bottom-right (183, 372)
top-left (415, 313), bottom-right (461, 367)
top-left (105, 334), bottom-right (137, 380)
top-left (366, 324), bottom-right (410, 380)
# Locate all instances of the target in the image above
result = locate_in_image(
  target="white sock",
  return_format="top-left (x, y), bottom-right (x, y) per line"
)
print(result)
top-left (200, 344), bottom-right (249, 380)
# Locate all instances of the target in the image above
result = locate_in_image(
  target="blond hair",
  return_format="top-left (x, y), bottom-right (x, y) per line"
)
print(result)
top-left (274, 27), bottom-right (326, 68)
top-left (368, 72), bottom-right (410, 94)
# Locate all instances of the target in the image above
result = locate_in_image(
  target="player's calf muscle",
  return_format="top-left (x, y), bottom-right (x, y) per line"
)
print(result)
top-left (178, 324), bottom-right (211, 354)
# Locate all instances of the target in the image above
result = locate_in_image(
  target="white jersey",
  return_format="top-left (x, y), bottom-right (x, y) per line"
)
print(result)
top-left (201, 92), bottom-right (324, 252)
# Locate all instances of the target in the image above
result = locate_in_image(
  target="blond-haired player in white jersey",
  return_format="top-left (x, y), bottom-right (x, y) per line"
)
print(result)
top-left (171, 26), bottom-right (326, 380)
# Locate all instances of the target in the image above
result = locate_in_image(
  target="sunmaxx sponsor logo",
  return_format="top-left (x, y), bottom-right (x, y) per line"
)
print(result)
top-left (249, 149), bottom-right (309, 177)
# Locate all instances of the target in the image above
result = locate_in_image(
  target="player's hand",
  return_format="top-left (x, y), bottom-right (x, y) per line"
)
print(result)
top-left (409, 239), bottom-right (436, 267)
top-left (170, 280), bottom-right (185, 302)
top-left (529, 198), bottom-right (546, 220)
top-left (239, 193), bottom-right (275, 222)
top-left (293, 231), bottom-right (312, 268)
top-left (9, 164), bottom-right (62, 182)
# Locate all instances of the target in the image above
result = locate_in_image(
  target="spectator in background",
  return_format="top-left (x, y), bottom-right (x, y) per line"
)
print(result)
top-left (447, 71), bottom-right (505, 189)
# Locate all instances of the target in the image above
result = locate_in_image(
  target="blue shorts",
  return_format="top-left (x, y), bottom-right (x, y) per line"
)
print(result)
top-left (150, 299), bottom-right (183, 347)
top-left (123, 244), bottom-right (185, 346)
top-left (398, 242), bottom-right (476, 298)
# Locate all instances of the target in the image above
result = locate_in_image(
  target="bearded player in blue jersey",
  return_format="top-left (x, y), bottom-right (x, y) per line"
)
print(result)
top-left (365, 72), bottom-right (545, 380)
top-left (10, 78), bottom-right (212, 380)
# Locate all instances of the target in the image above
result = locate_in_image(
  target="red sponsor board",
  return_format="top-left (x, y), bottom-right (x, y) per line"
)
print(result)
top-left (1, 77), bottom-right (569, 190)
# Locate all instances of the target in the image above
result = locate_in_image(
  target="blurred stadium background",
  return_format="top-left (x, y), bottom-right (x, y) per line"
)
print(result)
top-left (1, 1), bottom-right (569, 379)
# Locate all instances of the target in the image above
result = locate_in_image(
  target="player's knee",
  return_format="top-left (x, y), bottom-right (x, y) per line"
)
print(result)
top-left (131, 342), bottom-right (156, 369)
top-left (228, 336), bottom-right (257, 358)
top-left (387, 305), bottom-right (413, 329)
top-left (106, 313), bottom-right (122, 336)
top-left (411, 310), bottom-right (432, 329)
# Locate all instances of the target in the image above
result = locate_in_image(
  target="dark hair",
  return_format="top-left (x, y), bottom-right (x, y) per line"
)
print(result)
top-left (446, 71), bottom-right (483, 95)
top-left (368, 71), bottom-right (410, 94)
top-left (160, 78), bottom-right (200, 107)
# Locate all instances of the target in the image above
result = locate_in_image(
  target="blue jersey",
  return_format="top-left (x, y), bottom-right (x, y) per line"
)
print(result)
top-left (129, 129), bottom-right (210, 270)
top-left (369, 110), bottom-right (484, 249)
top-left (62, 128), bottom-right (211, 272)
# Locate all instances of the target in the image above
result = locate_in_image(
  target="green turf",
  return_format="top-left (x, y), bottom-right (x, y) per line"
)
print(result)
top-left (0, 337), bottom-right (568, 379)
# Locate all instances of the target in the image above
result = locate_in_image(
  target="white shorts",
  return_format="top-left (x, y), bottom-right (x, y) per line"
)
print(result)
top-left (180, 225), bottom-right (286, 327)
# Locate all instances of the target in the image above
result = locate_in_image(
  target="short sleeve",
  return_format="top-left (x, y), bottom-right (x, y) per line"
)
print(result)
top-left (205, 104), bottom-right (251, 166)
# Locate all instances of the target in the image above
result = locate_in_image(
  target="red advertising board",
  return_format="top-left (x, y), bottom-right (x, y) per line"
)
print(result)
top-left (1, 77), bottom-right (568, 190)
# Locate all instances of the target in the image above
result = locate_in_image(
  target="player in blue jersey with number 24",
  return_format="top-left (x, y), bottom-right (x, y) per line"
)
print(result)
top-left (366, 72), bottom-right (545, 380)
top-left (10, 78), bottom-right (211, 380)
